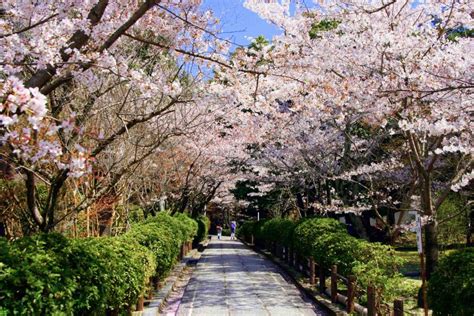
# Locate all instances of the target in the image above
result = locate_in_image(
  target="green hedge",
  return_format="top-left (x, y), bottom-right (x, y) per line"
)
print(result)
top-left (125, 212), bottom-right (198, 278)
top-left (0, 212), bottom-right (198, 314)
top-left (252, 220), bottom-right (267, 241)
top-left (123, 222), bottom-right (179, 279)
top-left (237, 220), bottom-right (256, 239)
top-left (428, 247), bottom-right (474, 316)
top-left (261, 218), bottom-right (296, 246)
top-left (0, 233), bottom-right (156, 314)
top-left (194, 215), bottom-right (211, 243)
top-left (293, 218), bottom-right (346, 257)
top-left (241, 217), bottom-right (410, 305)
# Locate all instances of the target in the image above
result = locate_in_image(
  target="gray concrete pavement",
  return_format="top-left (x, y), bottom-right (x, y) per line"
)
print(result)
top-left (175, 237), bottom-right (327, 316)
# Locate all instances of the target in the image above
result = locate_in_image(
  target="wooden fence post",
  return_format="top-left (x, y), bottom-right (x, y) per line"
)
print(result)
top-left (108, 309), bottom-right (119, 316)
top-left (251, 234), bottom-right (254, 245)
top-left (367, 284), bottom-right (376, 316)
top-left (331, 265), bottom-right (338, 303)
top-left (136, 295), bottom-right (144, 311)
top-left (394, 299), bottom-right (404, 316)
top-left (318, 265), bottom-right (326, 293)
top-left (180, 244), bottom-right (185, 259)
top-left (310, 258), bottom-right (316, 285)
top-left (154, 276), bottom-right (160, 290)
top-left (147, 277), bottom-right (155, 299)
top-left (346, 275), bottom-right (356, 313)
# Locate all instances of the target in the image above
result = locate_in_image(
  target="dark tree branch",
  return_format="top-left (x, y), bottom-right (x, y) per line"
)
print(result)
top-left (0, 13), bottom-right (59, 39)
top-left (25, 0), bottom-right (109, 89)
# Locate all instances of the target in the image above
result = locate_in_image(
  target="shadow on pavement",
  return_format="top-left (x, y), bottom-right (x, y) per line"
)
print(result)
top-left (175, 238), bottom-right (327, 315)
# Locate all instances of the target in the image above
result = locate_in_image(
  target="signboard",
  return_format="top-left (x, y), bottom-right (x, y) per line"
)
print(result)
top-left (415, 214), bottom-right (423, 254)
top-left (159, 197), bottom-right (166, 212)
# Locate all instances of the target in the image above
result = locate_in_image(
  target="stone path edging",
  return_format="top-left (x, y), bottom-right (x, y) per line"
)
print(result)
top-left (239, 239), bottom-right (347, 316)
top-left (176, 237), bottom-right (325, 315)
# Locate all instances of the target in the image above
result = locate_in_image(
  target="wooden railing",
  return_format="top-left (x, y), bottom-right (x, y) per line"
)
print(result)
top-left (250, 237), bottom-right (406, 316)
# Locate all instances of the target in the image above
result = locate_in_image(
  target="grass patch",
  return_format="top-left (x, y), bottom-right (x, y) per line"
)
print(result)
top-left (396, 250), bottom-right (420, 276)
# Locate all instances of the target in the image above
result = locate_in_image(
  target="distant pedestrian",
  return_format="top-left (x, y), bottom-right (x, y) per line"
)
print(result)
top-left (230, 221), bottom-right (237, 240)
top-left (216, 224), bottom-right (223, 240)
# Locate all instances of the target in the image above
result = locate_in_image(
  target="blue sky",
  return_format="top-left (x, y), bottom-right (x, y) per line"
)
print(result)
top-left (202, 0), bottom-right (282, 47)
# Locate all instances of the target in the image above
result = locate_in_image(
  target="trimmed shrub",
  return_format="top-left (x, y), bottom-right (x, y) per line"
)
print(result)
top-left (252, 219), bottom-right (268, 241)
top-left (125, 212), bottom-right (198, 279)
top-left (352, 242), bottom-right (409, 305)
top-left (292, 218), bottom-right (347, 257)
top-left (143, 212), bottom-right (194, 244)
top-left (88, 237), bottom-right (156, 312)
top-left (174, 213), bottom-right (198, 241)
top-left (428, 248), bottom-right (474, 316)
top-left (237, 220), bottom-right (256, 240)
top-left (0, 234), bottom-right (156, 314)
top-left (0, 212), bottom-right (198, 315)
top-left (0, 234), bottom-right (78, 314)
top-left (123, 222), bottom-right (179, 279)
top-left (261, 218), bottom-right (295, 245)
top-left (249, 216), bottom-right (408, 305)
top-left (194, 216), bottom-right (211, 243)
top-left (312, 231), bottom-right (361, 274)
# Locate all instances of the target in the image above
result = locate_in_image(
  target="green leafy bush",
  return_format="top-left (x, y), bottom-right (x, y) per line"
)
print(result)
top-left (125, 212), bottom-right (198, 278)
top-left (428, 247), bottom-right (474, 316)
top-left (312, 231), bottom-right (360, 274)
top-left (123, 222), bottom-right (179, 279)
top-left (237, 220), bottom-right (256, 239)
top-left (352, 242), bottom-right (409, 304)
top-left (0, 234), bottom-right (156, 314)
top-left (250, 216), bottom-right (408, 305)
top-left (261, 218), bottom-right (296, 245)
top-left (0, 212), bottom-right (198, 315)
top-left (292, 218), bottom-right (346, 257)
top-left (88, 237), bottom-right (156, 312)
top-left (194, 216), bottom-right (211, 243)
top-left (252, 219), bottom-right (268, 241)
top-left (221, 228), bottom-right (230, 236)
top-left (0, 234), bottom-right (77, 314)
top-left (174, 213), bottom-right (198, 241)
top-left (143, 212), bottom-right (194, 244)
top-left (126, 204), bottom-right (146, 224)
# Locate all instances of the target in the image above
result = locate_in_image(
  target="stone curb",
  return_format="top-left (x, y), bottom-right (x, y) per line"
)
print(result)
top-left (239, 239), bottom-right (347, 316)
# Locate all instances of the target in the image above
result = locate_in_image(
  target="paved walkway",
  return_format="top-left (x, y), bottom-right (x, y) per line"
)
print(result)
top-left (175, 237), bottom-right (327, 316)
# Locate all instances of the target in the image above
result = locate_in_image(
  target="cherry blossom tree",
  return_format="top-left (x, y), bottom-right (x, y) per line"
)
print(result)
top-left (229, 0), bottom-right (473, 276)
top-left (0, 0), bottom-right (230, 232)
top-left (1, 0), bottom-right (472, 282)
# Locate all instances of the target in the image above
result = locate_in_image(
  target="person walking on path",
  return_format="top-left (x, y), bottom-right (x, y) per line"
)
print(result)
top-left (230, 221), bottom-right (237, 240)
top-left (216, 224), bottom-right (223, 240)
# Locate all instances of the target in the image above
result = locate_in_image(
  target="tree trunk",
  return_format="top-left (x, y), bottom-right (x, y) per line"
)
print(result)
top-left (347, 213), bottom-right (369, 240)
top-left (295, 193), bottom-right (306, 217)
top-left (25, 170), bottom-right (44, 229)
top-left (467, 210), bottom-right (473, 246)
top-left (325, 180), bottom-right (332, 205)
top-left (425, 219), bottom-right (439, 279)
